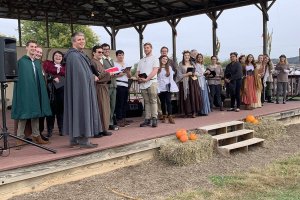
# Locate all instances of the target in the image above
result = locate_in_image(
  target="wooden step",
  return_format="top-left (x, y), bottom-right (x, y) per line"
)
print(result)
top-left (212, 129), bottom-right (254, 147)
top-left (198, 121), bottom-right (244, 135)
top-left (218, 138), bottom-right (264, 157)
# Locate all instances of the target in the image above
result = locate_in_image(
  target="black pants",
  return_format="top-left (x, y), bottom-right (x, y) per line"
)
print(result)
top-left (115, 86), bottom-right (129, 120)
top-left (228, 79), bottom-right (242, 109)
top-left (39, 117), bottom-right (45, 133)
top-left (46, 87), bottom-right (64, 133)
top-left (158, 91), bottom-right (172, 115)
top-left (209, 84), bottom-right (222, 108)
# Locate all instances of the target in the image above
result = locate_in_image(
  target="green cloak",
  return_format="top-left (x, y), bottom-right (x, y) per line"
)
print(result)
top-left (11, 55), bottom-right (52, 120)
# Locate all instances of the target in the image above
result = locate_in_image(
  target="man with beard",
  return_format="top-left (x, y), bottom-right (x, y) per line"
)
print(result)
top-left (137, 42), bottom-right (159, 128)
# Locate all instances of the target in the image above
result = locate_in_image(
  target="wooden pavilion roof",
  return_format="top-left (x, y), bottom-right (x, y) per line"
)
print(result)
top-left (0, 0), bottom-right (271, 29)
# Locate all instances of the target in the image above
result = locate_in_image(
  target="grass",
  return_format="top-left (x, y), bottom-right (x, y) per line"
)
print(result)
top-left (167, 153), bottom-right (300, 200)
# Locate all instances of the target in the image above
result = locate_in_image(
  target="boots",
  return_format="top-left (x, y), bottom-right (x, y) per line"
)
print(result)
top-left (16, 140), bottom-right (24, 150)
top-left (117, 119), bottom-right (125, 127)
top-left (47, 130), bottom-right (53, 138)
top-left (40, 132), bottom-right (49, 141)
top-left (152, 117), bottom-right (158, 128)
top-left (140, 119), bottom-right (151, 127)
top-left (32, 135), bottom-right (49, 144)
top-left (124, 119), bottom-right (130, 126)
top-left (158, 113), bottom-right (164, 120)
top-left (220, 104), bottom-right (224, 111)
top-left (161, 115), bottom-right (167, 123)
top-left (168, 115), bottom-right (175, 124)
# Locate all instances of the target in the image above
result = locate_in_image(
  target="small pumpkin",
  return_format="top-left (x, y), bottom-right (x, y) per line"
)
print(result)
top-left (176, 128), bottom-right (187, 139)
top-left (252, 119), bottom-right (259, 124)
top-left (245, 115), bottom-right (255, 123)
top-left (179, 134), bottom-right (189, 143)
top-left (189, 133), bottom-right (198, 140)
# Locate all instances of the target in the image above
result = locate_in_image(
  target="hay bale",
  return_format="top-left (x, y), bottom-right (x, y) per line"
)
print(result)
top-left (159, 134), bottom-right (214, 166)
top-left (244, 117), bottom-right (286, 140)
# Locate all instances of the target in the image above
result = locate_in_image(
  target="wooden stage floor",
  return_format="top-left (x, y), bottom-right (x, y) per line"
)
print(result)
top-left (0, 101), bottom-right (299, 172)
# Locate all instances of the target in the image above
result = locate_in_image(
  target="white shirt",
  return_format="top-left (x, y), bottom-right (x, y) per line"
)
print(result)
top-left (157, 68), bottom-right (172, 92)
top-left (137, 55), bottom-right (159, 89)
top-left (115, 62), bottom-right (129, 87)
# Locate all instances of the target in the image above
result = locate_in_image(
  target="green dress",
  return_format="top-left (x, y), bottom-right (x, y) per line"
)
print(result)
top-left (11, 55), bottom-right (52, 120)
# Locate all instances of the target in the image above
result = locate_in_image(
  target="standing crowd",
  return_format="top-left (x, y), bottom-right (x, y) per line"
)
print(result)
top-left (11, 31), bottom-right (290, 149)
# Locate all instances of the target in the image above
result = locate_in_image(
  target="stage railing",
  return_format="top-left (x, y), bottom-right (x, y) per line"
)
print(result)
top-left (272, 75), bottom-right (300, 99)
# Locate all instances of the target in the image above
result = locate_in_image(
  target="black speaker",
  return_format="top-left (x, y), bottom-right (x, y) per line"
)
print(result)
top-left (0, 37), bottom-right (17, 82)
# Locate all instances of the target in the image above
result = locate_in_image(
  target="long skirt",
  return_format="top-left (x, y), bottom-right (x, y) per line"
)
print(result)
top-left (178, 78), bottom-right (202, 115)
top-left (242, 76), bottom-right (257, 105)
top-left (199, 77), bottom-right (211, 115)
top-left (251, 81), bottom-right (262, 108)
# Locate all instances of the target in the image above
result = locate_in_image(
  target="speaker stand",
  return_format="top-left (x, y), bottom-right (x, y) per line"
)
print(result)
top-left (0, 82), bottom-right (56, 155)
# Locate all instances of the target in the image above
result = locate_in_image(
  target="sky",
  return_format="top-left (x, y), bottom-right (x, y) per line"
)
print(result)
top-left (0, 0), bottom-right (299, 66)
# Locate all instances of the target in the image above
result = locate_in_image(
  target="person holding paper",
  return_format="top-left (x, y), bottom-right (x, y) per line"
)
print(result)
top-left (137, 42), bottom-right (159, 128)
top-left (91, 45), bottom-right (113, 137)
top-left (176, 50), bottom-right (202, 118)
top-left (43, 51), bottom-right (66, 137)
top-left (275, 54), bottom-right (290, 104)
top-left (101, 43), bottom-right (119, 131)
top-left (114, 50), bottom-right (132, 127)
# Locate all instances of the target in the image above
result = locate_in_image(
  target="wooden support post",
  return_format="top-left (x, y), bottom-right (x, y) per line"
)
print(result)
top-left (206, 10), bottom-right (223, 56)
top-left (167, 18), bottom-right (181, 63)
top-left (256, 0), bottom-right (276, 54)
top-left (104, 26), bottom-right (119, 50)
top-left (134, 25), bottom-right (147, 59)
top-left (17, 17), bottom-right (22, 46)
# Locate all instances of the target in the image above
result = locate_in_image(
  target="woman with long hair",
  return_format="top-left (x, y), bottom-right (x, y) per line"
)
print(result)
top-left (195, 53), bottom-right (211, 115)
top-left (275, 54), bottom-right (290, 104)
top-left (262, 54), bottom-right (274, 103)
top-left (176, 50), bottom-right (202, 118)
top-left (43, 51), bottom-right (65, 137)
top-left (251, 55), bottom-right (264, 108)
top-left (207, 56), bottom-right (224, 111)
top-left (241, 54), bottom-right (257, 110)
top-left (239, 55), bottom-right (246, 67)
top-left (157, 55), bottom-right (178, 123)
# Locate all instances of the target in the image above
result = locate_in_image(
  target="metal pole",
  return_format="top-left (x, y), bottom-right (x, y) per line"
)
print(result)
top-left (1, 83), bottom-right (8, 150)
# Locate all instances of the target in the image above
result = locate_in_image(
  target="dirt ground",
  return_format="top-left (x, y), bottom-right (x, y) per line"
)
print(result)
top-left (10, 123), bottom-right (300, 200)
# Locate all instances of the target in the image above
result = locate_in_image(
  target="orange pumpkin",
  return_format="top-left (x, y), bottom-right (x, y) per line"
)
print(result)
top-left (189, 133), bottom-right (198, 140)
top-left (179, 134), bottom-right (189, 143)
top-left (245, 115), bottom-right (255, 123)
top-left (176, 129), bottom-right (187, 139)
top-left (252, 119), bottom-right (259, 124)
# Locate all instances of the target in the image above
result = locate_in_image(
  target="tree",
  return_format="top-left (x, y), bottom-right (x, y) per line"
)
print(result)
top-left (21, 20), bottom-right (100, 48)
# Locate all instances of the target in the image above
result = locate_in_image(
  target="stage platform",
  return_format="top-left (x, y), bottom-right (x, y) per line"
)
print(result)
top-left (1, 101), bottom-right (299, 172)
top-left (0, 101), bottom-right (300, 199)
